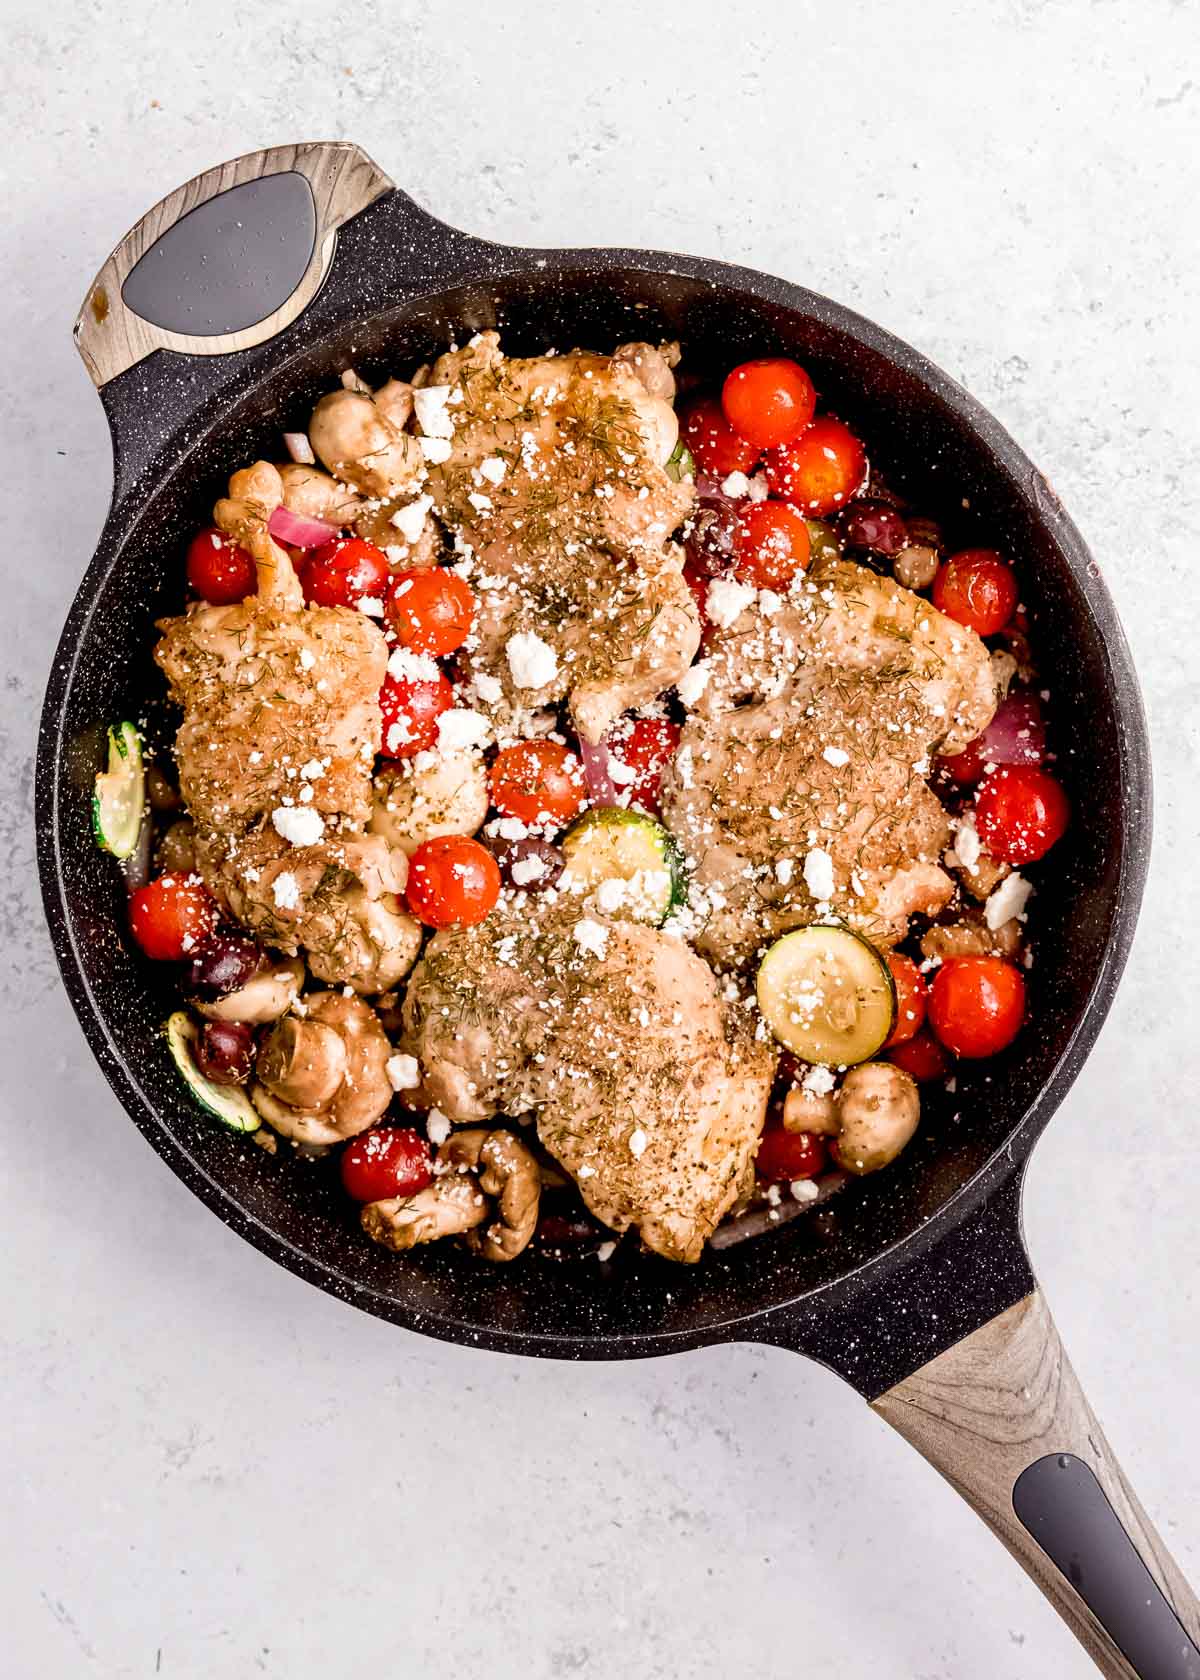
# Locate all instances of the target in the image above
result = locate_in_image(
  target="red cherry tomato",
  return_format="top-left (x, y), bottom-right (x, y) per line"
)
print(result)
top-left (186, 527), bottom-right (257, 605)
top-left (489, 741), bottom-right (587, 828)
top-left (735, 501), bottom-right (812, 590)
top-left (721, 358), bottom-right (816, 450)
top-left (128, 875), bottom-right (218, 961)
top-left (929, 956), bottom-right (1025, 1059)
top-left (385, 568), bottom-right (475, 656)
top-left (341, 1126), bottom-right (433, 1203)
top-left (299, 536), bottom-right (391, 609)
top-left (974, 765), bottom-right (1070, 864)
top-left (887, 1027), bottom-right (952, 1083)
top-left (681, 396), bottom-right (760, 478)
top-left (763, 417), bottom-right (867, 515)
top-left (378, 669), bottom-right (454, 757)
top-left (684, 565), bottom-right (712, 640)
top-left (932, 549), bottom-right (1019, 637)
top-left (406, 835), bottom-right (501, 928)
top-left (884, 954), bottom-right (928, 1048)
top-left (611, 718), bottom-right (680, 814)
top-left (755, 1126), bottom-right (828, 1183)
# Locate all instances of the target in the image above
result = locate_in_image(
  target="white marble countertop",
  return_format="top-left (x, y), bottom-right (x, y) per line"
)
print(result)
top-left (5, 1), bottom-right (1199, 1674)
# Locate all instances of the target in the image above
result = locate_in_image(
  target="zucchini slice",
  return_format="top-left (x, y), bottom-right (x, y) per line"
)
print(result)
top-left (165, 1011), bottom-right (260, 1133)
top-left (561, 806), bottom-right (685, 925)
top-left (665, 441), bottom-right (696, 483)
top-left (92, 721), bottom-right (145, 860)
top-left (756, 925), bottom-right (895, 1066)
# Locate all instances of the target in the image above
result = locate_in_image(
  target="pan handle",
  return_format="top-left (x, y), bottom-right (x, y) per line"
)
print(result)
top-left (873, 1290), bottom-right (1200, 1677)
top-left (73, 141), bottom-right (395, 387)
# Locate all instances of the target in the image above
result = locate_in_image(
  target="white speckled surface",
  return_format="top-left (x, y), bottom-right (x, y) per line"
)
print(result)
top-left (5, 2), bottom-right (1200, 1674)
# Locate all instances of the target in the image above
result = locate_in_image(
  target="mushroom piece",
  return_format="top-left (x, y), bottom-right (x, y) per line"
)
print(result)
top-left (921, 909), bottom-right (1021, 962)
top-left (441, 1128), bottom-right (541, 1262)
top-left (362, 1174), bottom-right (488, 1252)
top-left (251, 992), bottom-right (393, 1145)
top-left (830, 1062), bottom-right (920, 1175)
top-left (308, 388), bottom-right (425, 500)
top-left (782, 1084), bottom-right (839, 1136)
top-left (277, 462), bottom-right (364, 527)
top-left (213, 460), bottom-right (302, 608)
top-left (195, 955), bottom-right (304, 1024)
top-left (369, 749), bottom-right (490, 857)
top-left (612, 340), bottom-right (679, 402)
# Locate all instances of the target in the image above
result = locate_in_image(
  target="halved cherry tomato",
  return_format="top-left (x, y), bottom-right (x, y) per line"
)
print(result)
top-left (735, 501), bottom-right (812, 590)
top-left (763, 417), bottom-right (867, 515)
top-left (406, 835), bottom-right (501, 928)
top-left (932, 549), bottom-right (1018, 637)
top-left (385, 568), bottom-right (475, 656)
top-left (974, 765), bottom-right (1069, 864)
top-left (129, 875), bottom-right (218, 961)
top-left (341, 1126), bottom-right (433, 1202)
top-left (755, 1126), bottom-right (828, 1183)
top-left (681, 396), bottom-right (759, 478)
top-left (684, 564), bottom-right (712, 640)
top-left (884, 954), bottom-right (928, 1048)
top-left (186, 527), bottom-right (257, 605)
top-left (490, 741), bottom-right (587, 828)
top-left (887, 1028), bottom-right (952, 1083)
top-left (721, 358), bottom-right (816, 450)
top-left (612, 717), bottom-right (680, 814)
top-left (300, 536), bottom-right (391, 609)
top-left (379, 669), bottom-right (454, 756)
top-left (929, 956), bottom-right (1025, 1059)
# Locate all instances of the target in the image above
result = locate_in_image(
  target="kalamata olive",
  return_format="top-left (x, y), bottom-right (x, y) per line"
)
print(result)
top-left (535, 1210), bottom-right (607, 1249)
top-left (193, 1020), bottom-right (255, 1086)
top-left (489, 837), bottom-right (565, 893)
top-left (187, 932), bottom-right (265, 997)
top-left (836, 501), bottom-right (909, 556)
top-left (683, 501), bottom-right (739, 576)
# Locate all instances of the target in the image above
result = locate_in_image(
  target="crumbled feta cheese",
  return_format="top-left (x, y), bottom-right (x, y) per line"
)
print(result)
top-left (675, 744), bottom-right (695, 789)
top-left (747, 472), bottom-right (770, 503)
top-left (803, 847), bottom-right (835, 901)
top-left (985, 871), bottom-right (1033, 930)
top-left (628, 1127), bottom-right (648, 1158)
top-left (426, 1108), bottom-right (452, 1145)
top-left (390, 494), bottom-right (433, 544)
top-left (607, 757), bottom-right (639, 786)
top-left (593, 877), bottom-right (628, 914)
top-left (822, 745), bottom-right (850, 768)
top-left (298, 648), bottom-right (316, 671)
top-left (413, 384), bottom-right (454, 439)
top-left (775, 857), bottom-right (794, 886)
top-left (271, 806), bottom-right (325, 847)
top-left (791, 1178), bottom-right (821, 1203)
top-left (387, 645), bottom-right (441, 683)
top-left (467, 490), bottom-right (493, 514)
top-left (720, 470), bottom-right (751, 498)
top-left (506, 630), bottom-right (558, 689)
top-left (802, 1064), bottom-right (837, 1098)
top-left (248, 750), bottom-right (263, 765)
top-left (953, 816), bottom-right (982, 872)
top-left (577, 1163), bottom-right (596, 1179)
top-left (386, 1053), bottom-right (421, 1091)
top-left (436, 708), bottom-right (492, 752)
top-left (706, 576), bottom-right (757, 629)
top-left (272, 871), bottom-right (300, 910)
top-left (299, 759), bottom-right (324, 781)
top-left (356, 596), bottom-right (385, 617)
top-left (676, 660), bottom-right (711, 708)
top-left (510, 854), bottom-right (548, 887)
top-left (417, 434), bottom-right (452, 464)
top-left (573, 918), bottom-right (609, 959)
top-left (758, 589), bottom-right (783, 617)
top-left (471, 671), bottom-right (504, 705)
top-left (489, 815), bottom-right (530, 841)
top-left (595, 1241), bottom-right (617, 1263)
top-left (478, 456), bottom-right (507, 485)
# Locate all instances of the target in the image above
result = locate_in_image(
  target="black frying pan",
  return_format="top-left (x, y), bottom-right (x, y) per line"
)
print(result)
top-left (37, 141), bottom-right (1200, 1678)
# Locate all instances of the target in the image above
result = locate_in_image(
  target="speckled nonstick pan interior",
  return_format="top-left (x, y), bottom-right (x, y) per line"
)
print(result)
top-left (38, 144), bottom-right (1199, 1677)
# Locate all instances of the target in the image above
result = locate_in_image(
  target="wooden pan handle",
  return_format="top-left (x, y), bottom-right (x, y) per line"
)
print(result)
top-left (873, 1291), bottom-right (1200, 1677)
top-left (74, 141), bottom-right (393, 387)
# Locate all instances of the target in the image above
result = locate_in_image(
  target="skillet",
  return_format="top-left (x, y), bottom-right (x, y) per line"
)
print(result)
top-left (38, 140), bottom-right (1200, 1677)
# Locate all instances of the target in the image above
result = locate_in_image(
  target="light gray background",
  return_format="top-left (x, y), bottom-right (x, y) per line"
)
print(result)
top-left (4, 2), bottom-right (1198, 1675)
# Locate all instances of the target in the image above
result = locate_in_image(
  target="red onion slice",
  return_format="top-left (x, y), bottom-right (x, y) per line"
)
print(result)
top-left (579, 736), bottom-right (619, 804)
top-left (282, 431), bottom-right (315, 465)
top-left (980, 690), bottom-right (1046, 766)
top-left (267, 504), bottom-right (339, 550)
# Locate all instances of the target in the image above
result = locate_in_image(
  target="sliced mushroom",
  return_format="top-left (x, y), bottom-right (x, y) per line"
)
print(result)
top-left (305, 888), bottom-right (423, 993)
top-left (370, 749), bottom-right (490, 857)
top-left (362, 1175), bottom-right (489, 1252)
top-left (441, 1128), bottom-right (541, 1262)
top-left (308, 388), bottom-right (424, 500)
top-left (252, 992), bottom-right (393, 1145)
top-left (195, 955), bottom-right (304, 1024)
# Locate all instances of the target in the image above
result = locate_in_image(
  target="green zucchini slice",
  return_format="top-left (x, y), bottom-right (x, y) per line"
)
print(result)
top-left (92, 721), bottom-right (145, 860)
top-left (165, 1011), bottom-right (260, 1133)
top-left (561, 806), bottom-right (685, 925)
top-left (665, 441), bottom-right (696, 483)
top-left (756, 924), bottom-right (895, 1066)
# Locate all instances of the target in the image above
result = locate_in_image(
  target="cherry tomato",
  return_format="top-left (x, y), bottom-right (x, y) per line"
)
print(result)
top-left (887, 1027), bottom-right (952, 1083)
top-left (929, 956), bottom-right (1025, 1059)
top-left (937, 691), bottom-right (1046, 788)
top-left (612, 718), bottom-right (680, 813)
top-left (755, 1126), bottom-right (828, 1183)
top-left (406, 835), bottom-right (502, 928)
top-left (884, 954), bottom-right (928, 1048)
top-left (974, 765), bottom-right (1070, 864)
top-left (490, 741), bottom-right (587, 828)
top-left (681, 396), bottom-right (760, 478)
top-left (186, 527), bottom-right (257, 605)
top-left (932, 549), bottom-right (1018, 637)
top-left (300, 536), bottom-right (391, 609)
top-left (128, 874), bottom-right (218, 961)
top-left (385, 567), bottom-right (475, 656)
top-left (378, 669), bottom-right (454, 756)
top-left (735, 501), bottom-right (812, 590)
top-left (721, 358), bottom-right (816, 450)
top-left (684, 565), bottom-right (712, 639)
top-left (341, 1126), bottom-right (434, 1202)
top-left (763, 417), bottom-right (867, 515)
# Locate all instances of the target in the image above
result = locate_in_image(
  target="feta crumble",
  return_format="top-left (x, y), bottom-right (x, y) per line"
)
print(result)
top-left (436, 708), bottom-right (492, 752)
top-left (390, 493), bottom-right (433, 544)
top-left (573, 918), bottom-right (609, 959)
top-left (822, 745), bottom-right (850, 768)
top-left (720, 470), bottom-right (751, 498)
top-left (510, 854), bottom-right (548, 887)
top-left (775, 857), bottom-right (795, 886)
top-left (985, 871), bottom-right (1033, 929)
top-left (387, 645), bottom-right (442, 683)
top-left (417, 434), bottom-right (452, 464)
top-left (706, 576), bottom-right (757, 629)
top-left (386, 1053), bottom-right (421, 1092)
top-left (413, 384), bottom-right (454, 439)
top-left (506, 630), bottom-right (559, 689)
top-left (271, 871), bottom-right (300, 910)
top-left (803, 847), bottom-right (835, 901)
top-left (676, 660), bottom-right (711, 708)
top-left (628, 1127), bottom-right (648, 1158)
top-left (478, 455), bottom-right (508, 485)
top-left (426, 1108), bottom-right (452, 1146)
top-left (271, 806), bottom-right (325, 847)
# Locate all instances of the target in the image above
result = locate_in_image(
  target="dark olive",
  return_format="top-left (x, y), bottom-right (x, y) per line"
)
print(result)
top-left (682, 501), bottom-right (739, 577)
top-left (187, 932), bottom-right (265, 997)
top-left (193, 1020), bottom-right (255, 1086)
top-left (836, 501), bottom-right (909, 557)
top-left (489, 837), bottom-right (565, 892)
